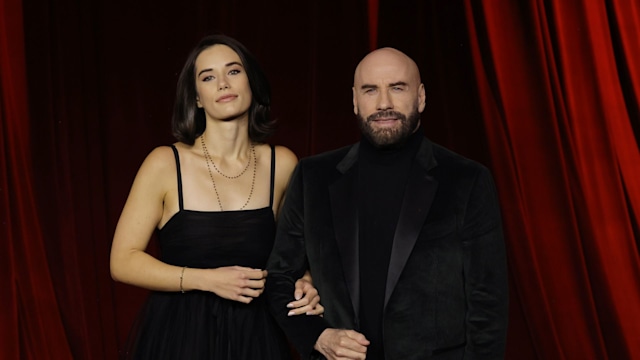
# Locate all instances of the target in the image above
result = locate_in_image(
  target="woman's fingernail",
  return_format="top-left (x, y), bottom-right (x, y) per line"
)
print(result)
top-left (287, 310), bottom-right (295, 316)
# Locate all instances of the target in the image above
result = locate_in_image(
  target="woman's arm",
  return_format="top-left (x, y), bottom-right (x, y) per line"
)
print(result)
top-left (110, 146), bottom-right (183, 291)
top-left (272, 145), bottom-right (299, 215)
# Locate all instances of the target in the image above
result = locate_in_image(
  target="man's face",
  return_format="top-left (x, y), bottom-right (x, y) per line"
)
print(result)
top-left (352, 49), bottom-right (426, 148)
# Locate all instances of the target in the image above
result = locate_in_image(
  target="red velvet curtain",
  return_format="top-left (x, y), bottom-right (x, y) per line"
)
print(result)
top-left (465, 1), bottom-right (640, 358)
top-left (3, 0), bottom-right (640, 359)
top-left (1, 0), bottom-right (74, 358)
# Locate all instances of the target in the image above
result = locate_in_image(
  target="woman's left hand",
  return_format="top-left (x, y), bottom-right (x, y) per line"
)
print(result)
top-left (287, 272), bottom-right (324, 316)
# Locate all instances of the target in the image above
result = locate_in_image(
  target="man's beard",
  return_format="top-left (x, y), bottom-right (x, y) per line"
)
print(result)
top-left (357, 108), bottom-right (421, 148)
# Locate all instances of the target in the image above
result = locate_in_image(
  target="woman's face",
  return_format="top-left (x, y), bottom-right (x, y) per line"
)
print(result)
top-left (194, 44), bottom-right (252, 122)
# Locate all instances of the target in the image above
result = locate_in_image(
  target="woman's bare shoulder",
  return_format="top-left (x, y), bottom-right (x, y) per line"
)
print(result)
top-left (138, 145), bottom-right (179, 174)
top-left (133, 143), bottom-right (194, 188)
top-left (273, 145), bottom-right (298, 169)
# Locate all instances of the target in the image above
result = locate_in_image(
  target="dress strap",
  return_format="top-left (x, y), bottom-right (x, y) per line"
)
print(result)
top-left (269, 144), bottom-right (276, 208)
top-left (169, 145), bottom-right (184, 211)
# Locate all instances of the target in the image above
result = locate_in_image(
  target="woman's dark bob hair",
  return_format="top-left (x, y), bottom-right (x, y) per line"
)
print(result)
top-left (172, 34), bottom-right (274, 144)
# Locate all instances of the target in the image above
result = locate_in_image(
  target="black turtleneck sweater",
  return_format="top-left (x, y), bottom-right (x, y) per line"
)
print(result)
top-left (357, 128), bottom-right (423, 360)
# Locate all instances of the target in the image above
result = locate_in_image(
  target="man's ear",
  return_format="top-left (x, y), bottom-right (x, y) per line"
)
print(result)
top-left (352, 87), bottom-right (358, 115)
top-left (418, 83), bottom-right (426, 113)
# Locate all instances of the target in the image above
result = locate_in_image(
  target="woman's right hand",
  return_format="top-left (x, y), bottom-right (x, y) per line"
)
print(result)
top-left (194, 266), bottom-right (268, 304)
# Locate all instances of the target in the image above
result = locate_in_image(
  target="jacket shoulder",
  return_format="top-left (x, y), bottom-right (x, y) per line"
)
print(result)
top-left (299, 144), bottom-right (354, 167)
top-left (430, 142), bottom-right (492, 178)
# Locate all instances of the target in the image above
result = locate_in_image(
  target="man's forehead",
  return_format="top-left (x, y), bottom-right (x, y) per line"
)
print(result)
top-left (355, 63), bottom-right (414, 86)
top-left (354, 48), bottom-right (420, 85)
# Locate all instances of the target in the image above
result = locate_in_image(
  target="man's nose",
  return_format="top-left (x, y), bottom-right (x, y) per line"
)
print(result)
top-left (376, 90), bottom-right (393, 110)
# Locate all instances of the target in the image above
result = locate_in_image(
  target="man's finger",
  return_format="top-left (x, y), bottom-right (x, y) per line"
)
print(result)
top-left (345, 330), bottom-right (370, 346)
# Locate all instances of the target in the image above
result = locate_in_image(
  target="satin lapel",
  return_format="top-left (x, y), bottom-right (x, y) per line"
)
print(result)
top-left (384, 141), bottom-right (438, 308)
top-left (329, 145), bottom-right (360, 317)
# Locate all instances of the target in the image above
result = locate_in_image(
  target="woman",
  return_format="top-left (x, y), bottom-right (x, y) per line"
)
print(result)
top-left (110, 34), bottom-right (321, 359)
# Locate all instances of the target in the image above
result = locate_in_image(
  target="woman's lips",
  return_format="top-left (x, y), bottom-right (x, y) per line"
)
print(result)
top-left (216, 94), bottom-right (238, 102)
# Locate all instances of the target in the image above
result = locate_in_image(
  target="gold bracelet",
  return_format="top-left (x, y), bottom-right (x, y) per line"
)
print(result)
top-left (180, 266), bottom-right (187, 293)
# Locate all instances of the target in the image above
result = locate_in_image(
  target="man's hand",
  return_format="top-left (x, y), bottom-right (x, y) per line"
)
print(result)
top-left (314, 328), bottom-right (369, 360)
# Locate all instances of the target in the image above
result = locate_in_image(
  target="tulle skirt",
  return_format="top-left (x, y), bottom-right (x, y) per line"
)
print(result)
top-left (123, 291), bottom-right (292, 360)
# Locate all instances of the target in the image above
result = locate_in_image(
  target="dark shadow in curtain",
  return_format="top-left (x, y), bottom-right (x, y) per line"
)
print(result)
top-left (2, 0), bottom-right (74, 358)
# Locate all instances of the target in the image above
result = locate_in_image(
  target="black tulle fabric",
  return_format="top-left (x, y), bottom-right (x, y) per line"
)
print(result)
top-left (123, 146), bottom-right (291, 359)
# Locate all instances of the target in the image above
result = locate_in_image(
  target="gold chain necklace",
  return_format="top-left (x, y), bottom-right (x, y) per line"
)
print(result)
top-left (200, 135), bottom-right (256, 211)
top-left (208, 143), bottom-right (252, 179)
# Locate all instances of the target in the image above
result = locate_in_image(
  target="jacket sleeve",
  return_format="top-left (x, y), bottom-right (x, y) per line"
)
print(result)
top-left (265, 162), bottom-right (329, 358)
top-left (462, 166), bottom-right (509, 359)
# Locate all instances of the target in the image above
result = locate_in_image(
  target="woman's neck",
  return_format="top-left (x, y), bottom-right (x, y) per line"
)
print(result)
top-left (200, 119), bottom-right (252, 159)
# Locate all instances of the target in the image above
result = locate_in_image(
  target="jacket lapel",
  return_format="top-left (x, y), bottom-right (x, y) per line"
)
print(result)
top-left (384, 139), bottom-right (438, 308)
top-left (329, 144), bottom-right (361, 317)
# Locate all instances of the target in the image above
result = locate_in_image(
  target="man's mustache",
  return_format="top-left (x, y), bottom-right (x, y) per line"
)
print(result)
top-left (367, 110), bottom-right (406, 122)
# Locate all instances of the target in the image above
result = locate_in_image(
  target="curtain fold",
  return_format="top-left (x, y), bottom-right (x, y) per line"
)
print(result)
top-left (465, 1), bottom-right (640, 358)
top-left (367, 0), bottom-right (379, 51)
top-left (1, 0), bottom-right (73, 358)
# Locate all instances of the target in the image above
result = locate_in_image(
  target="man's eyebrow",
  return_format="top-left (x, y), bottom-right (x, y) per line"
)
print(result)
top-left (197, 62), bottom-right (244, 77)
top-left (389, 81), bottom-right (408, 87)
top-left (359, 84), bottom-right (378, 90)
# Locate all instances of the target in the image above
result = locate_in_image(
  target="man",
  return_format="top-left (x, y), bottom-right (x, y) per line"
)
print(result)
top-left (266, 47), bottom-right (508, 360)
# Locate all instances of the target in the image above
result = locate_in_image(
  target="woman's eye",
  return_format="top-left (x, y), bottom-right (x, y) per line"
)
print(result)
top-left (229, 69), bottom-right (241, 75)
top-left (202, 75), bottom-right (214, 82)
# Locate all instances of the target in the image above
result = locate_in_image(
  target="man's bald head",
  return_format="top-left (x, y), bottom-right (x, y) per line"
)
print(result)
top-left (352, 47), bottom-right (426, 148)
top-left (354, 47), bottom-right (422, 88)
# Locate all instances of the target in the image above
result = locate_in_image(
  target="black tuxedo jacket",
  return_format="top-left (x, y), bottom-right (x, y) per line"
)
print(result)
top-left (266, 137), bottom-right (508, 359)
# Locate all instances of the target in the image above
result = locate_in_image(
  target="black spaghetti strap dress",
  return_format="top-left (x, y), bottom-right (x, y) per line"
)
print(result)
top-left (124, 145), bottom-right (292, 360)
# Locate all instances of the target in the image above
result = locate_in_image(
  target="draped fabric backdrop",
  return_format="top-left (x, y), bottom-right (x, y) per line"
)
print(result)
top-left (465, 2), bottom-right (640, 359)
top-left (1, 0), bottom-right (638, 359)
